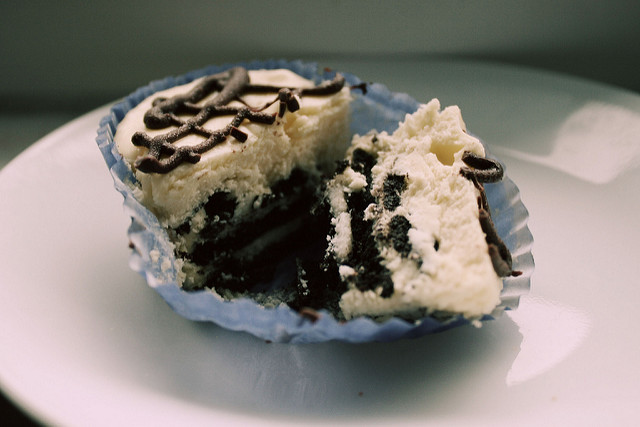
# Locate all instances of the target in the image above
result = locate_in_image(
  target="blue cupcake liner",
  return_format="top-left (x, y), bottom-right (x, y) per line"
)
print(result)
top-left (96, 59), bottom-right (534, 343)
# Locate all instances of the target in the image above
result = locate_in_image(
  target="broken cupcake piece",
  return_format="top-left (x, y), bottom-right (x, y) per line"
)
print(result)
top-left (311, 99), bottom-right (520, 321)
top-left (113, 67), bottom-right (353, 292)
top-left (100, 62), bottom-right (529, 340)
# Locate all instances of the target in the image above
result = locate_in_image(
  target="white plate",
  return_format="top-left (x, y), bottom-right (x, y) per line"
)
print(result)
top-left (1, 59), bottom-right (639, 426)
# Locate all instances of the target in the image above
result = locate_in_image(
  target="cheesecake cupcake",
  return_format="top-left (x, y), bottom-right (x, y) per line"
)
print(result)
top-left (96, 59), bottom-right (533, 342)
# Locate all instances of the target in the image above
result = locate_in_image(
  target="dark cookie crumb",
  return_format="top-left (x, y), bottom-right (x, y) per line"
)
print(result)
top-left (347, 189), bottom-right (394, 298)
top-left (203, 191), bottom-right (237, 221)
top-left (388, 215), bottom-right (412, 257)
top-left (382, 174), bottom-right (407, 211)
top-left (334, 159), bottom-right (350, 175)
top-left (350, 148), bottom-right (376, 185)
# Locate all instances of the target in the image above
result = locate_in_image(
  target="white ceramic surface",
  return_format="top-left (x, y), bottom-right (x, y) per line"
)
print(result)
top-left (1, 59), bottom-right (639, 425)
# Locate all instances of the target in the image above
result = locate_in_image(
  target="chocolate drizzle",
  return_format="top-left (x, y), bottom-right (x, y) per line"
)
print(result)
top-left (460, 151), bottom-right (521, 277)
top-left (131, 67), bottom-right (347, 174)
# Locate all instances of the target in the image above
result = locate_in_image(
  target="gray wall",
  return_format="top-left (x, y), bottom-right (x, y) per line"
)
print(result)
top-left (2, 0), bottom-right (640, 112)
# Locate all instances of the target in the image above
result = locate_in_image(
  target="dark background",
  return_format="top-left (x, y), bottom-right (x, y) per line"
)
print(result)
top-left (2, 1), bottom-right (640, 424)
top-left (2, 1), bottom-right (640, 114)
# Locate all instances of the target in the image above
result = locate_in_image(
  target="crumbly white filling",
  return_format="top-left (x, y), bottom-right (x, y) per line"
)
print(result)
top-left (114, 69), bottom-right (352, 228)
top-left (333, 99), bottom-right (503, 320)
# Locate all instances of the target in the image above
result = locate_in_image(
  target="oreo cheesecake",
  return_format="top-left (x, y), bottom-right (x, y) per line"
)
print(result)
top-left (102, 62), bottom-right (530, 340)
top-left (297, 99), bottom-right (520, 321)
top-left (113, 67), bottom-right (352, 292)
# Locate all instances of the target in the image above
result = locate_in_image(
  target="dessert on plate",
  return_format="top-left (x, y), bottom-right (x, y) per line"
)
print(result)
top-left (96, 60), bottom-right (532, 342)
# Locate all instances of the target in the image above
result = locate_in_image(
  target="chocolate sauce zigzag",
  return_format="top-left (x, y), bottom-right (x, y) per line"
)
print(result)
top-left (460, 151), bottom-right (521, 277)
top-left (131, 67), bottom-right (347, 174)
